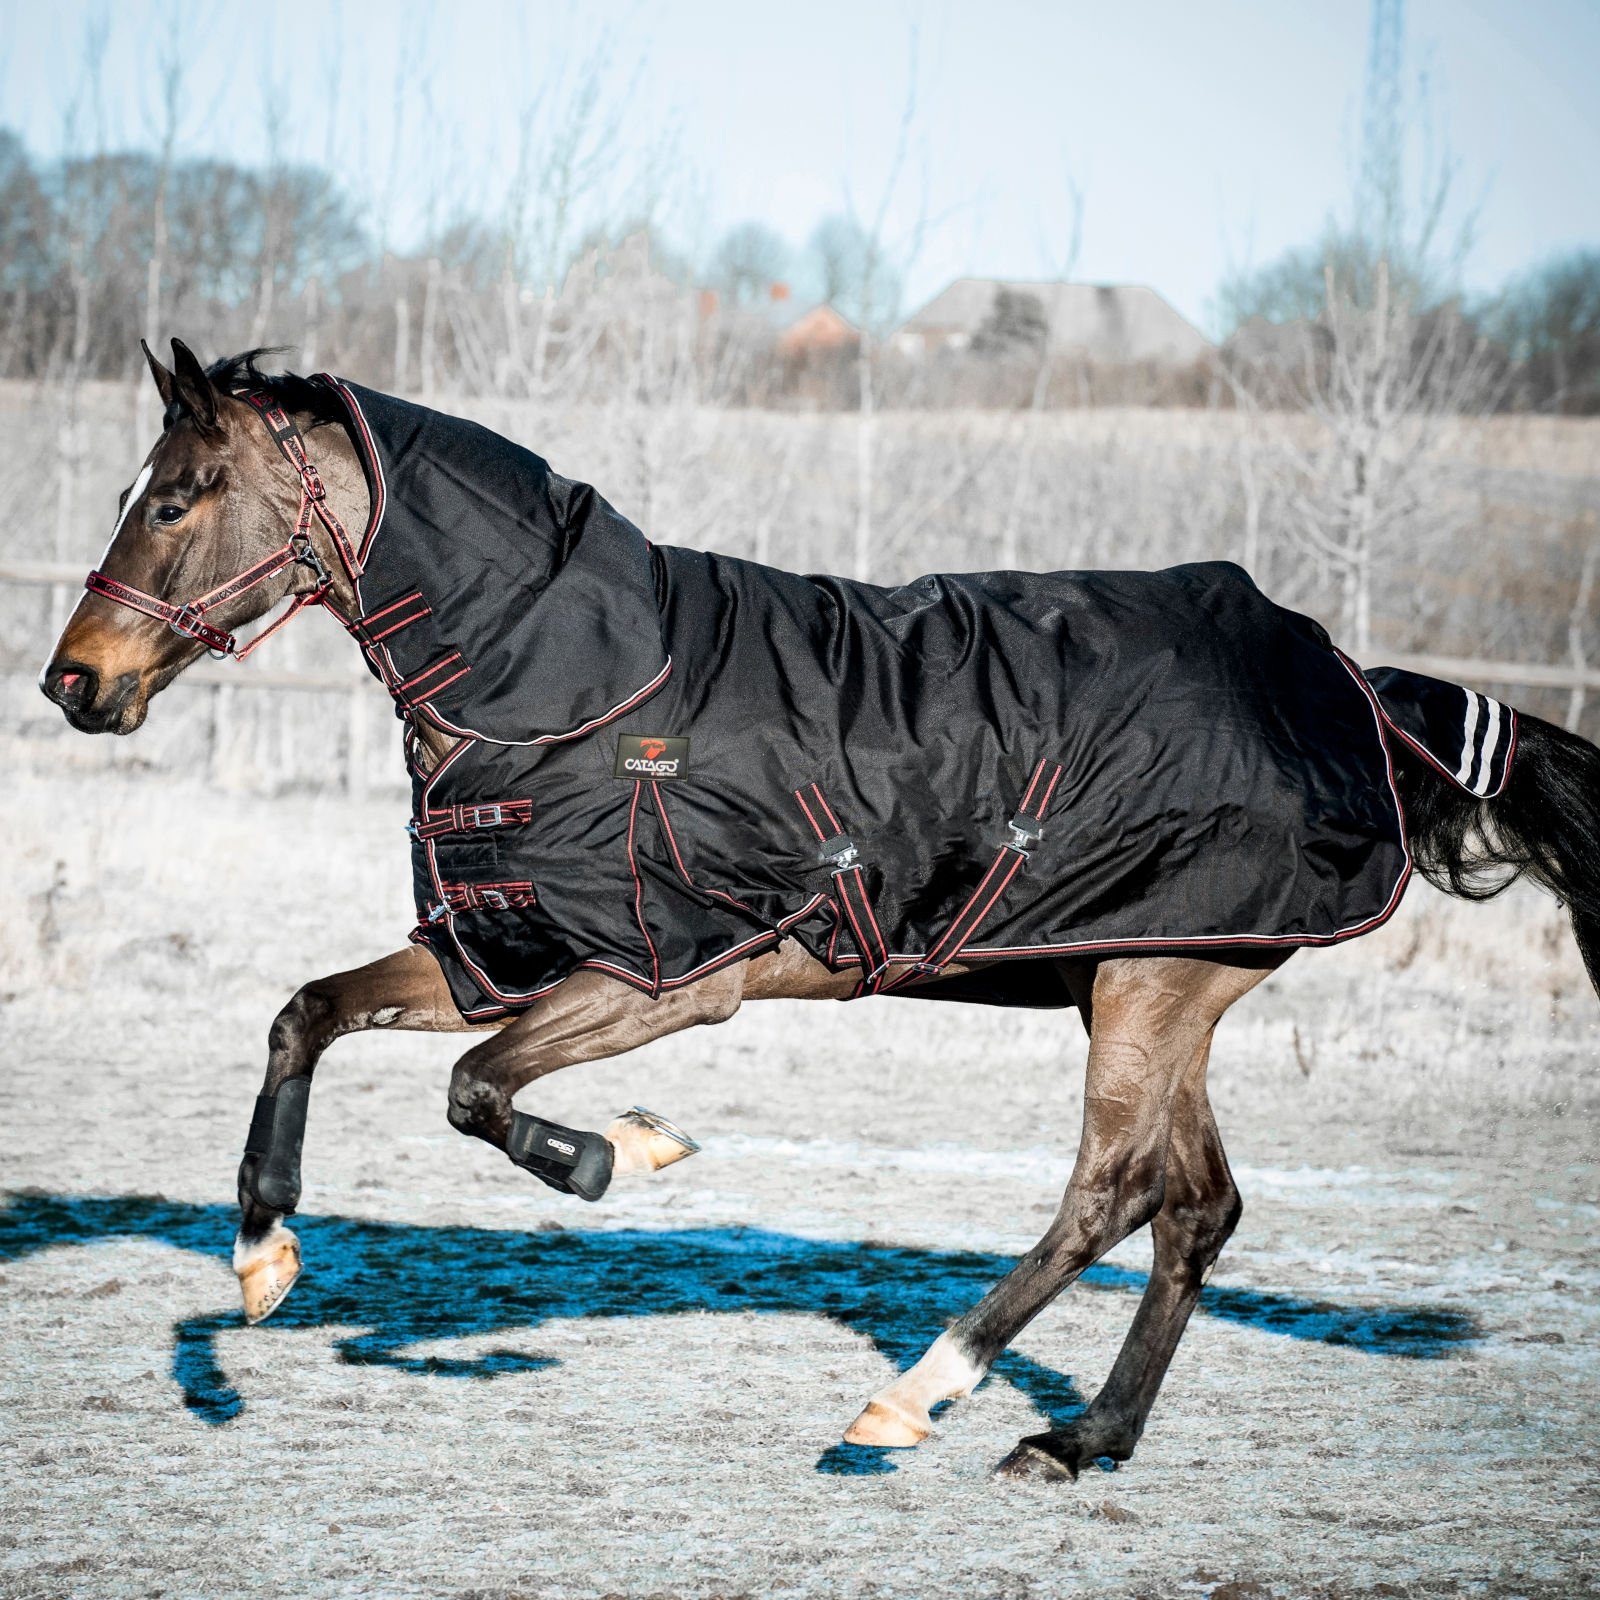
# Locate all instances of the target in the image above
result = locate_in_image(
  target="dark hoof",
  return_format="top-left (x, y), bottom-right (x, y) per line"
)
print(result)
top-left (995, 1432), bottom-right (1082, 1482)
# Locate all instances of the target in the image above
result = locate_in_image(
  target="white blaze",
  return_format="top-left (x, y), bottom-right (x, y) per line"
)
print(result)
top-left (97, 462), bottom-right (154, 567)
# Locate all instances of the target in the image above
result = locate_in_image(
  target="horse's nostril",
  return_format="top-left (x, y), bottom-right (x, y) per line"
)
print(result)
top-left (43, 660), bottom-right (99, 713)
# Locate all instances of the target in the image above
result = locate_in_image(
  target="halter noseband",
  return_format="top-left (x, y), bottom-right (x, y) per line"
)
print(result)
top-left (83, 387), bottom-right (360, 661)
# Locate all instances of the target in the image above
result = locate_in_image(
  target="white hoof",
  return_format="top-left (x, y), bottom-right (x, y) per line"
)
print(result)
top-left (604, 1107), bottom-right (701, 1177)
top-left (844, 1398), bottom-right (932, 1448)
top-left (844, 1332), bottom-right (986, 1450)
top-left (233, 1222), bottom-right (302, 1325)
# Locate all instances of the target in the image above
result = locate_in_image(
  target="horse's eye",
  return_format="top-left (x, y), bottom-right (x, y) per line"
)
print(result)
top-left (153, 504), bottom-right (186, 525)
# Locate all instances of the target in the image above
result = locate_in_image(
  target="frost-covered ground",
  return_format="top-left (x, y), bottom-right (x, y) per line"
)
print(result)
top-left (2, 770), bottom-right (1598, 1599)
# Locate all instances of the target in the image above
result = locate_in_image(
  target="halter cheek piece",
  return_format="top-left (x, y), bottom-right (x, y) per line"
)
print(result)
top-left (83, 387), bottom-right (360, 661)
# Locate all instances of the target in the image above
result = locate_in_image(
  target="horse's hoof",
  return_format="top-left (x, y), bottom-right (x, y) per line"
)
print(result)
top-left (843, 1399), bottom-right (931, 1448)
top-left (233, 1223), bottom-right (301, 1325)
top-left (604, 1107), bottom-right (700, 1176)
top-left (994, 1437), bottom-right (1080, 1482)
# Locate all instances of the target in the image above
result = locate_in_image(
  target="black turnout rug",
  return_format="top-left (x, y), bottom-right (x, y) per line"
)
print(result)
top-left (311, 379), bottom-right (1517, 1019)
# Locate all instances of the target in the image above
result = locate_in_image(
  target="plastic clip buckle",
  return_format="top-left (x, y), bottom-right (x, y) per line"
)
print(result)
top-left (816, 832), bottom-right (859, 872)
top-left (1006, 815), bottom-right (1044, 856)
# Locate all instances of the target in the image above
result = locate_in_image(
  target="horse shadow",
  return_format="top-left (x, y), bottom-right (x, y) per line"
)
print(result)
top-left (0, 1190), bottom-right (1480, 1475)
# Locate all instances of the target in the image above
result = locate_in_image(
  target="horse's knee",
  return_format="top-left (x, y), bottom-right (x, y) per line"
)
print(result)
top-left (1109, 1138), bottom-right (1170, 1234)
top-left (268, 983), bottom-right (336, 1058)
top-left (1156, 1175), bottom-right (1241, 1282)
top-left (1047, 1156), bottom-right (1167, 1269)
top-left (446, 1064), bottom-right (503, 1136)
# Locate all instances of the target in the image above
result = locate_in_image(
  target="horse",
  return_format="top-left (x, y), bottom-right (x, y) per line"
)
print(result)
top-left (39, 338), bottom-right (1600, 1481)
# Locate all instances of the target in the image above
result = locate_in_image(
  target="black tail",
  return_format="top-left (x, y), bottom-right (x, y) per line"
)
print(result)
top-left (1394, 712), bottom-right (1600, 996)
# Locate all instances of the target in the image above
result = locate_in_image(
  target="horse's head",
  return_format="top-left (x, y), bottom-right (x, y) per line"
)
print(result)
top-left (40, 339), bottom-right (320, 734)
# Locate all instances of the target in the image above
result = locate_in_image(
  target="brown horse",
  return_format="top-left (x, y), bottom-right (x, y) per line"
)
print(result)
top-left (40, 340), bottom-right (1600, 1480)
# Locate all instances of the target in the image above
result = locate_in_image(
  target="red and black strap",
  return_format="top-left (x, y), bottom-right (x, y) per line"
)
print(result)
top-left (420, 880), bottom-right (538, 928)
top-left (793, 780), bottom-right (892, 996)
top-left (242, 389), bottom-right (362, 580)
top-left (84, 533), bottom-right (324, 659)
top-left (442, 880), bottom-right (537, 912)
top-left (394, 651), bottom-right (470, 710)
top-left (409, 798), bottom-right (534, 841)
top-left (350, 589), bottom-right (431, 645)
top-left (883, 756), bottom-right (1065, 991)
top-left (83, 383), bottom-right (351, 661)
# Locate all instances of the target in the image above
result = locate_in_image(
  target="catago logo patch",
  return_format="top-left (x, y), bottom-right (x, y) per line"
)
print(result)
top-left (615, 733), bottom-right (690, 780)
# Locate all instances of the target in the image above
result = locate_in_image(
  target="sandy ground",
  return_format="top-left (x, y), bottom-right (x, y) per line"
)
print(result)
top-left (2, 771), bottom-right (1598, 1599)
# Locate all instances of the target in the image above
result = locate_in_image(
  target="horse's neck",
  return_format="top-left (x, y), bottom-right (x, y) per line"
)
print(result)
top-left (307, 409), bottom-right (461, 776)
top-left (409, 718), bottom-right (460, 771)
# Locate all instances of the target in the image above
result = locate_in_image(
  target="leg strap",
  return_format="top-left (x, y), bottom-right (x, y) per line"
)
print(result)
top-left (241, 1077), bottom-right (312, 1213)
top-left (506, 1111), bottom-right (615, 1202)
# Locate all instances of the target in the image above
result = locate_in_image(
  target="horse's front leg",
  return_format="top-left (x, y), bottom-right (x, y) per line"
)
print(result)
top-left (443, 965), bottom-right (745, 1197)
top-left (235, 945), bottom-right (485, 1321)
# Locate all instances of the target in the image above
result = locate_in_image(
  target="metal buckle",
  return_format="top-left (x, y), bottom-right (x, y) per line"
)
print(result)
top-left (816, 832), bottom-right (859, 871)
top-left (468, 803), bottom-right (505, 830)
top-left (425, 901), bottom-right (448, 923)
top-left (291, 533), bottom-right (331, 589)
top-left (480, 888), bottom-right (509, 911)
top-left (1006, 816), bottom-right (1044, 856)
top-left (169, 604), bottom-right (230, 658)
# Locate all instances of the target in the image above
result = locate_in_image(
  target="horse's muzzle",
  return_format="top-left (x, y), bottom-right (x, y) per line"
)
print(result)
top-left (40, 659), bottom-right (141, 734)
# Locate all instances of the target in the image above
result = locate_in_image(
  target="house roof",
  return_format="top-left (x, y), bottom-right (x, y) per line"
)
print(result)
top-left (899, 279), bottom-right (1213, 364)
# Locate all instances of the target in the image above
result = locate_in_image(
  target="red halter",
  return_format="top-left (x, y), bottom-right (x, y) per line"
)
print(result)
top-left (83, 387), bottom-right (359, 661)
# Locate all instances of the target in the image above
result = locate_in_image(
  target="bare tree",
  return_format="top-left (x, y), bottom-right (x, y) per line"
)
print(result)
top-left (1280, 266), bottom-right (1497, 650)
top-left (710, 223), bottom-right (791, 309)
top-left (1223, 0), bottom-right (1493, 652)
top-left (830, 31), bottom-right (925, 582)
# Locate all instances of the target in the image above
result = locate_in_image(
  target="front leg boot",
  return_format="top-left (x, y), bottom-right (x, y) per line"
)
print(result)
top-left (506, 1111), bottom-right (615, 1202)
top-left (241, 1077), bottom-right (311, 1214)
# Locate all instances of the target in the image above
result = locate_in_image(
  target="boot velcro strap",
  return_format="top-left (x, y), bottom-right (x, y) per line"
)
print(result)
top-left (244, 1094), bottom-right (278, 1158)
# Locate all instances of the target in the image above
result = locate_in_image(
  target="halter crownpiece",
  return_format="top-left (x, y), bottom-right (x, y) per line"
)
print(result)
top-left (82, 383), bottom-right (357, 662)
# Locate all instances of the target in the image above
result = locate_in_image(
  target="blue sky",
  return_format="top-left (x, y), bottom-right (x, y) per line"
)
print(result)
top-left (2, 0), bottom-right (1596, 334)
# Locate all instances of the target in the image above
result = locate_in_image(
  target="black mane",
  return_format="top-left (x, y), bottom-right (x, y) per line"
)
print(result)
top-left (205, 348), bottom-right (345, 426)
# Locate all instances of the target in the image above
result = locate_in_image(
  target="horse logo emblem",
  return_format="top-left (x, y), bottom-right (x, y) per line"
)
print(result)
top-left (614, 734), bottom-right (689, 779)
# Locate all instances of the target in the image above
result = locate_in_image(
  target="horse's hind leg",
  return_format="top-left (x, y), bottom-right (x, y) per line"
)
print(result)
top-left (998, 1045), bottom-right (1240, 1479)
top-left (235, 945), bottom-right (484, 1321)
top-left (843, 956), bottom-right (1270, 1455)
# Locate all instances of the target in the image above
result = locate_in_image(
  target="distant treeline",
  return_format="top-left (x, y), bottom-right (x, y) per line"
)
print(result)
top-left (2, 128), bottom-right (1596, 412)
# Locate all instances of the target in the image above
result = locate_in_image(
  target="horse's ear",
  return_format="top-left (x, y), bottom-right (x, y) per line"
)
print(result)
top-left (141, 339), bottom-right (177, 410)
top-left (168, 337), bottom-right (219, 431)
